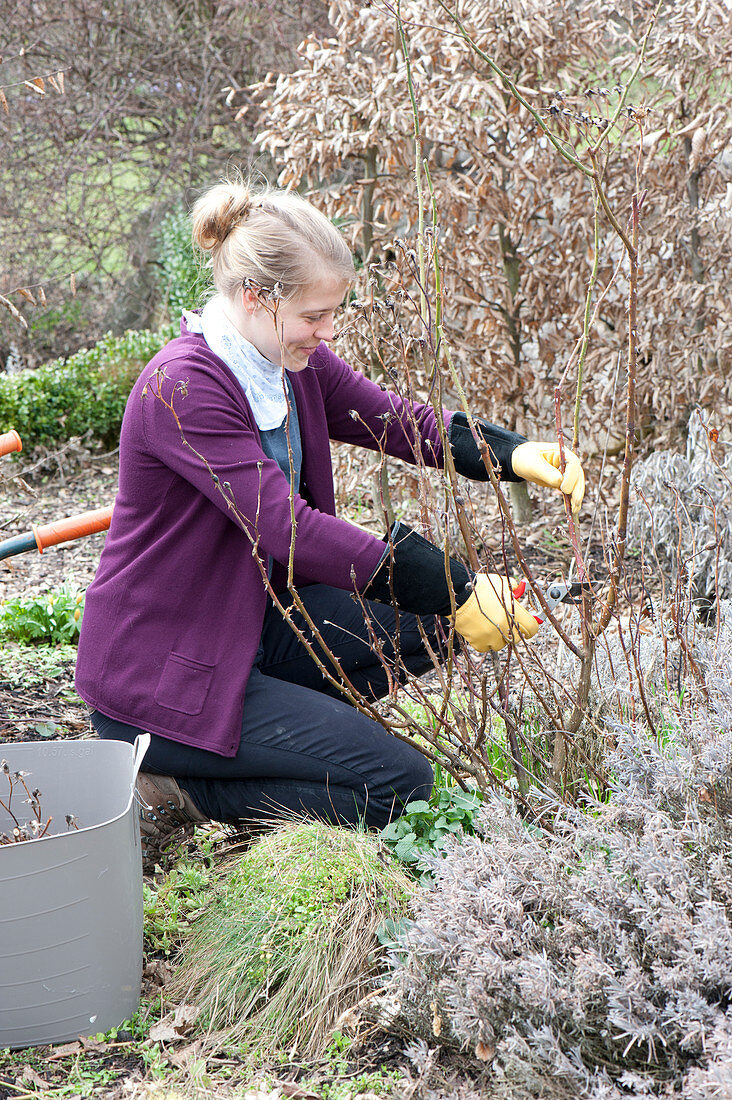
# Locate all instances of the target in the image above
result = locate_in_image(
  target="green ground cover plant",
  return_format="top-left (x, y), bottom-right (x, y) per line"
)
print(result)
top-left (380, 787), bottom-right (484, 867)
top-left (302, 1033), bottom-right (402, 1098)
top-left (0, 586), bottom-right (84, 645)
top-left (143, 850), bottom-right (217, 957)
top-left (0, 643), bottom-right (76, 690)
top-left (0, 1044), bottom-right (135, 1098)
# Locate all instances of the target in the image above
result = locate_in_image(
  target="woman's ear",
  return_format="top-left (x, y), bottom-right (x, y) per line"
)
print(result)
top-left (241, 286), bottom-right (262, 315)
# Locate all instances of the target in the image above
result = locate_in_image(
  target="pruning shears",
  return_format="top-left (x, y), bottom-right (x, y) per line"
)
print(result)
top-left (1, 428), bottom-right (114, 561)
top-left (513, 579), bottom-right (593, 624)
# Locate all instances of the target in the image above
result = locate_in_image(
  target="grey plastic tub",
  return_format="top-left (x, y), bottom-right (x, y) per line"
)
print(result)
top-left (0, 734), bottom-right (149, 1049)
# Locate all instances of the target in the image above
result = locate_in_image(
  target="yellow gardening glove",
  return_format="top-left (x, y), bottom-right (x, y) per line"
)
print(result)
top-left (454, 574), bottom-right (540, 653)
top-left (511, 441), bottom-right (585, 513)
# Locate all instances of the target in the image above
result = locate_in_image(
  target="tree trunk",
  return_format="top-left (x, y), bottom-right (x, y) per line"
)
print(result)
top-left (508, 481), bottom-right (533, 522)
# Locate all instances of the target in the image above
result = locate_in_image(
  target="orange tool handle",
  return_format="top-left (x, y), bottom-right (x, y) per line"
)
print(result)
top-left (32, 505), bottom-right (114, 554)
top-left (0, 429), bottom-right (22, 457)
top-left (512, 580), bottom-right (543, 624)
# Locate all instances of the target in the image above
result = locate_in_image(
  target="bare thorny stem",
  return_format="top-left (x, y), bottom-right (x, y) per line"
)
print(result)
top-left (386, 1), bottom-right (663, 790)
top-left (147, 364), bottom-right (499, 790)
top-left (0, 764), bottom-right (57, 842)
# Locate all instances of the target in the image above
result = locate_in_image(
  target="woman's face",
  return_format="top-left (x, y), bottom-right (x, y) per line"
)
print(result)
top-left (243, 276), bottom-right (349, 372)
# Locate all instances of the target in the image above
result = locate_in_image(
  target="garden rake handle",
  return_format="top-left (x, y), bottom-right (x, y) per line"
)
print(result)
top-left (32, 505), bottom-right (114, 553)
top-left (0, 505), bottom-right (115, 561)
top-left (0, 429), bottom-right (22, 457)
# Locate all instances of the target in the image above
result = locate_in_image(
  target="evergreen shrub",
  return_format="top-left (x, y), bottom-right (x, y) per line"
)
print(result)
top-left (0, 326), bottom-right (175, 448)
top-left (155, 206), bottom-right (210, 321)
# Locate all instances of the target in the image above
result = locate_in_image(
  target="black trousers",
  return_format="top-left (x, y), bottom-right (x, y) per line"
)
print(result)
top-left (92, 585), bottom-right (441, 829)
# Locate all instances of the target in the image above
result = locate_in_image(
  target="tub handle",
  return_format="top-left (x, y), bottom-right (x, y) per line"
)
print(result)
top-left (132, 733), bottom-right (151, 780)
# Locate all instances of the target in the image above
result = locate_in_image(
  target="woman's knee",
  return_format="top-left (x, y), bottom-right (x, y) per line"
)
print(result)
top-left (374, 740), bottom-right (433, 822)
top-left (403, 747), bottom-right (434, 802)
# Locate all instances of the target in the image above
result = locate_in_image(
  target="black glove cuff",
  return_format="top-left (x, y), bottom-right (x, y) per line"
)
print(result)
top-left (448, 411), bottom-right (526, 482)
top-left (362, 521), bottom-right (473, 616)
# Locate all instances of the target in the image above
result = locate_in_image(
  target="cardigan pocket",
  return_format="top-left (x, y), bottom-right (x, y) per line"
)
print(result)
top-left (154, 652), bottom-right (216, 716)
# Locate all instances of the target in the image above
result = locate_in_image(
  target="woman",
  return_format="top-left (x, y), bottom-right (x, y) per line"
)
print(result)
top-left (75, 180), bottom-right (584, 868)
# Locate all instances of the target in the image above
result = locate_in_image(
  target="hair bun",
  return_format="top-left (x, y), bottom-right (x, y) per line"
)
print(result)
top-left (191, 182), bottom-right (253, 253)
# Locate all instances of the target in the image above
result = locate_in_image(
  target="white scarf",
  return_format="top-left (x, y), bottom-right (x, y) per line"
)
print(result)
top-left (183, 296), bottom-right (288, 430)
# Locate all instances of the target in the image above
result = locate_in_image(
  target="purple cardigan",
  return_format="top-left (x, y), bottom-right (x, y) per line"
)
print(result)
top-left (75, 329), bottom-right (452, 756)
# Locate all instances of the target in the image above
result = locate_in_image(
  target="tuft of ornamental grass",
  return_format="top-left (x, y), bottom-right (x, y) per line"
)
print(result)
top-left (169, 819), bottom-right (413, 1058)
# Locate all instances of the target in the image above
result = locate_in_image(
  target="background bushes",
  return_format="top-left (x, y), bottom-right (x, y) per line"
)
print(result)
top-left (155, 207), bottom-right (211, 323)
top-left (0, 204), bottom-right (211, 451)
top-left (0, 326), bottom-right (175, 449)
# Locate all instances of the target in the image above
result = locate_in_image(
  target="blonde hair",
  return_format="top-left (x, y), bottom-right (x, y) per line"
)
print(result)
top-left (191, 179), bottom-right (354, 301)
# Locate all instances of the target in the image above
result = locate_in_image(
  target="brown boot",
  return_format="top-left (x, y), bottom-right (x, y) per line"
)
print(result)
top-left (136, 773), bottom-right (208, 872)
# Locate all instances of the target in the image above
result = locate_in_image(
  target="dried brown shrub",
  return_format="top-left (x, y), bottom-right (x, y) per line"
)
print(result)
top-left (249, 0), bottom-right (731, 451)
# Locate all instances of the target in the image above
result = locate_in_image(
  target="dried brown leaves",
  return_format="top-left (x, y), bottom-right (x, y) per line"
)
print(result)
top-left (251, 0), bottom-right (731, 452)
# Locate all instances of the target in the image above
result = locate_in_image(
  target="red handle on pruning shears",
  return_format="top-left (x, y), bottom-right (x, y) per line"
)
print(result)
top-left (512, 579), bottom-right (592, 624)
top-left (0, 505), bottom-right (114, 562)
top-left (512, 580), bottom-right (544, 624)
top-left (0, 427), bottom-right (114, 561)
